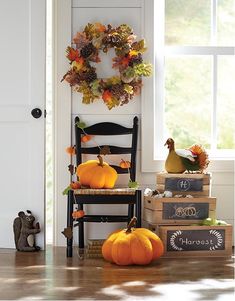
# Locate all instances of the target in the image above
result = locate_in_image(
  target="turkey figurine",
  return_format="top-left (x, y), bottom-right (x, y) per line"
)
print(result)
top-left (164, 138), bottom-right (210, 173)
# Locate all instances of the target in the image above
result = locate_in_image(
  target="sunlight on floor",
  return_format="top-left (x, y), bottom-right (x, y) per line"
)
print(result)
top-left (2, 278), bottom-right (19, 284)
top-left (18, 297), bottom-right (45, 300)
top-left (51, 286), bottom-right (80, 292)
top-left (64, 266), bottom-right (81, 270)
top-left (23, 265), bottom-right (46, 269)
top-left (26, 279), bottom-right (48, 284)
top-left (100, 278), bottom-right (235, 301)
top-left (122, 281), bottom-right (146, 287)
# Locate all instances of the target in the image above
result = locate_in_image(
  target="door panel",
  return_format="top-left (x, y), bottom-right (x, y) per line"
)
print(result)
top-left (0, 1), bottom-right (30, 106)
top-left (0, 0), bottom-right (45, 248)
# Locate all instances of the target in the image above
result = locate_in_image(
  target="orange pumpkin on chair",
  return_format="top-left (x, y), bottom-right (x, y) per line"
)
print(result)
top-left (76, 155), bottom-right (118, 189)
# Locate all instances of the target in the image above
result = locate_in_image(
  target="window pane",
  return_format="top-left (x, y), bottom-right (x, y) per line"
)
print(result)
top-left (217, 0), bottom-right (235, 45)
top-left (165, 0), bottom-right (211, 46)
top-left (217, 56), bottom-right (235, 149)
top-left (165, 56), bottom-right (212, 149)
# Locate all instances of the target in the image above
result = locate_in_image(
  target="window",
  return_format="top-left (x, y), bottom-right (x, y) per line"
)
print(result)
top-left (155, 0), bottom-right (235, 159)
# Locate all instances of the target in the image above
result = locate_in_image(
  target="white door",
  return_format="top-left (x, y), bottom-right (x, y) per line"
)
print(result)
top-left (0, 0), bottom-right (45, 248)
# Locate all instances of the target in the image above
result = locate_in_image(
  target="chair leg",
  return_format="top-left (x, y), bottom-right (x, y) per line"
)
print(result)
top-left (128, 204), bottom-right (134, 226)
top-left (78, 203), bottom-right (84, 249)
top-left (67, 190), bottom-right (74, 257)
top-left (136, 190), bottom-right (142, 227)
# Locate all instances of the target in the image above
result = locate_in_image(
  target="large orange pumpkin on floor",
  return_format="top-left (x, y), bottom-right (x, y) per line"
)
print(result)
top-left (102, 217), bottom-right (164, 265)
top-left (76, 155), bottom-right (118, 189)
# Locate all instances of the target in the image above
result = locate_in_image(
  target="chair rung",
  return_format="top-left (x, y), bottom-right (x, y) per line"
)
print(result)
top-left (73, 195), bottom-right (136, 204)
top-left (74, 215), bottom-right (129, 224)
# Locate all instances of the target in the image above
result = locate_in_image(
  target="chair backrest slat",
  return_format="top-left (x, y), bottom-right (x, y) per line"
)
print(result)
top-left (77, 121), bottom-right (133, 136)
top-left (75, 116), bottom-right (138, 180)
top-left (81, 145), bottom-right (132, 155)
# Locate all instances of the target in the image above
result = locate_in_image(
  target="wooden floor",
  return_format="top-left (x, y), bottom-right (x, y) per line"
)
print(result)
top-left (0, 246), bottom-right (234, 300)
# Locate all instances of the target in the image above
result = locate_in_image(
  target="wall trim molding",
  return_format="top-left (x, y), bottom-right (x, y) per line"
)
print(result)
top-left (54, 0), bottom-right (72, 246)
top-left (72, 0), bottom-right (142, 7)
top-left (140, 159), bottom-right (235, 174)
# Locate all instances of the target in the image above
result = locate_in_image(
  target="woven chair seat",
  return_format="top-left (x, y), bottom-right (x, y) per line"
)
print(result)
top-left (73, 188), bottom-right (137, 195)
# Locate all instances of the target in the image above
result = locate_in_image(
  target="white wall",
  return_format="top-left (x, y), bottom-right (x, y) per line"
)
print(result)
top-left (55, 0), bottom-right (234, 246)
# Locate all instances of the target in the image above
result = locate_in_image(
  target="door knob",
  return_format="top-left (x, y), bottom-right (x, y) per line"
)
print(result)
top-left (31, 108), bottom-right (42, 119)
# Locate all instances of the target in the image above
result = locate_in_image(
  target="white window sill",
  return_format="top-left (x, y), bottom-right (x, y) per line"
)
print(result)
top-left (141, 158), bottom-right (234, 173)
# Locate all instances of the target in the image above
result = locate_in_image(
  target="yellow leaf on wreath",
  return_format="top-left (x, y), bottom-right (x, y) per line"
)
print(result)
top-left (72, 60), bottom-right (84, 72)
top-left (129, 50), bottom-right (138, 57)
top-left (106, 76), bottom-right (121, 86)
top-left (106, 97), bottom-right (120, 110)
top-left (124, 84), bottom-right (134, 94)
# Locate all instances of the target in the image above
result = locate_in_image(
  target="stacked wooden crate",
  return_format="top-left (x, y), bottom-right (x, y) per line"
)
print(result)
top-left (144, 172), bottom-right (232, 257)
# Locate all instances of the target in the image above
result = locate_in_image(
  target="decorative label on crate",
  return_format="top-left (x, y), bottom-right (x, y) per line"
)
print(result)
top-left (167, 229), bottom-right (225, 252)
top-left (165, 178), bottom-right (203, 192)
top-left (163, 203), bottom-right (209, 220)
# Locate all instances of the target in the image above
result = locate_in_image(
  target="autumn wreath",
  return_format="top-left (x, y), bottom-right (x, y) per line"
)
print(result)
top-left (62, 23), bottom-right (152, 110)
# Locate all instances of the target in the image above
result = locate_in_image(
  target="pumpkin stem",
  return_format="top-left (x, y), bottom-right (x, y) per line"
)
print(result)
top-left (126, 217), bottom-right (137, 233)
top-left (97, 155), bottom-right (104, 166)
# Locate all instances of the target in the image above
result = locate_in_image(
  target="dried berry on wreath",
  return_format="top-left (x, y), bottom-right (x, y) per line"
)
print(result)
top-left (62, 23), bottom-right (152, 110)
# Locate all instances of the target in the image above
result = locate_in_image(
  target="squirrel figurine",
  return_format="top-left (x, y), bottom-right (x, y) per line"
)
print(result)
top-left (13, 210), bottom-right (41, 251)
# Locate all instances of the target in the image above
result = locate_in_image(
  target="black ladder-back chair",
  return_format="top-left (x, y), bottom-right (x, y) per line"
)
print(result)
top-left (66, 116), bottom-right (141, 257)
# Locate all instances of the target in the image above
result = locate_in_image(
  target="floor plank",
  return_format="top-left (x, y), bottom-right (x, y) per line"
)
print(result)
top-left (0, 246), bottom-right (234, 300)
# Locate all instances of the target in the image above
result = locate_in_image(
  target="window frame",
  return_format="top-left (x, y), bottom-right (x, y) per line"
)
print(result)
top-left (141, 0), bottom-right (235, 172)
